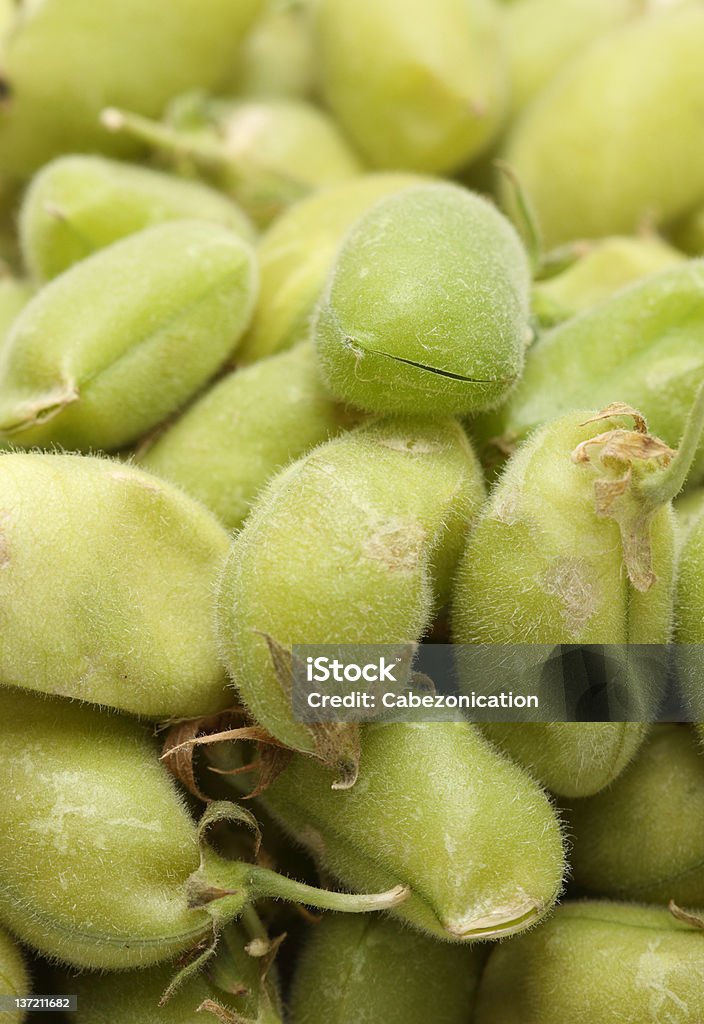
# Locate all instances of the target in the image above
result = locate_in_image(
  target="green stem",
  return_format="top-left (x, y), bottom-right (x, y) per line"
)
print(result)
top-left (240, 904), bottom-right (268, 944)
top-left (100, 107), bottom-right (233, 173)
top-left (494, 159), bottom-right (543, 278)
top-left (638, 380), bottom-right (704, 507)
top-left (246, 864), bottom-right (409, 913)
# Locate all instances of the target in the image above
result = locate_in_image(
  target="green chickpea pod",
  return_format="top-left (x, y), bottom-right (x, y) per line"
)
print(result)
top-left (314, 182), bottom-right (531, 417)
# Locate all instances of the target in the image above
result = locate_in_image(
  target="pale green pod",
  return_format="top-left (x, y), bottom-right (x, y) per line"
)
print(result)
top-left (314, 182), bottom-right (531, 417)
top-left (475, 263), bottom-right (704, 482)
top-left (0, 926), bottom-right (28, 1024)
top-left (314, 0), bottom-right (508, 173)
top-left (504, 0), bottom-right (643, 115)
top-left (453, 408), bottom-right (680, 796)
top-left (474, 901), bottom-right (704, 1023)
top-left (0, 687), bottom-right (210, 970)
top-left (0, 277), bottom-right (32, 352)
top-left (261, 722), bottom-right (565, 942)
top-left (504, 5), bottom-right (704, 246)
top-left (674, 514), bottom-right (704, 726)
top-left (140, 342), bottom-right (350, 531)
top-left (532, 234), bottom-right (683, 326)
top-left (289, 914), bottom-right (484, 1024)
top-left (226, 0), bottom-right (315, 100)
top-left (0, 452), bottom-right (232, 718)
top-left (19, 155), bottom-right (256, 282)
top-left (0, 220), bottom-right (257, 452)
top-left (65, 925), bottom-right (283, 1023)
top-left (674, 486), bottom-right (704, 547)
top-left (566, 726), bottom-right (704, 905)
top-left (217, 417), bottom-right (485, 755)
top-left (0, 0), bottom-right (264, 183)
top-left (240, 172), bottom-right (425, 364)
top-left (101, 95), bottom-right (363, 229)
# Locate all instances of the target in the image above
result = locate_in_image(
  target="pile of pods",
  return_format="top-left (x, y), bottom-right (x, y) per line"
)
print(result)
top-left (1, 1), bottom-right (704, 1021)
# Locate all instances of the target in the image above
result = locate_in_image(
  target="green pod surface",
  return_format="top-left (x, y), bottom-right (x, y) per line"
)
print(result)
top-left (0, 0), bottom-right (263, 184)
top-left (0, 687), bottom-right (211, 970)
top-left (19, 155), bottom-right (256, 283)
top-left (65, 924), bottom-right (282, 1023)
top-left (671, 203), bottom-right (704, 256)
top-left (504, 5), bottom-right (704, 246)
top-left (314, 0), bottom-right (508, 173)
top-left (531, 234), bottom-right (682, 327)
top-left (217, 417), bottom-right (485, 754)
top-left (140, 342), bottom-right (350, 531)
top-left (474, 901), bottom-right (704, 1023)
top-left (476, 263), bottom-right (704, 482)
top-left (289, 913), bottom-right (484, 1024)
top-left (102, 95), bottom-right (362, 229)
top-left (453, 408), bottom-right (678, 796)
top-left (674, 486), bottom-right (704, 548)
top-left (261, 721), bottom-right (565, 942)
top-left (240, 172), bottom-right (424, 365)
top-left (0, 278), bottom-right (32, 352)
top-left (314, 183), bottom-right (531, 417)
top-left (0, 926), bottom-right (28, 1024)
top-left (504, 0), bottom-right (643, 115)
top-left (226, 0), bottom-right (315, 100)
top-left (0, 220), bottom-right (257, 452)
top-left (0, 452), bottom-right (232, 718)
top-left (566, 726), bottom-right (704, 905)
top-left (675, 513), bottom-right (704, 725)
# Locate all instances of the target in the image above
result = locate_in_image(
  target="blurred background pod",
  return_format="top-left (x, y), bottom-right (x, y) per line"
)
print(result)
top-left (565, 725), bottom-right (704, 906)
top-left (0, 927), bottom-right (28, 1024)
top-left (473, 901), bottom-right (704, 1023)
top-left (0, 220), bottom-right (257, 452)
top-left (313, 182), bottom-right (531, 417)
top-left (0, 453), bottom-right (232, 719)
top-left (225, 0), bottom-right (316, 101)
top-left (503, 4), bottom-right (704, 245)
top-left (453, 406), bottom-right (682, 797)
top-left (530, 233), bottom-right (683, 328)
top-left (18, 155), bottom-right (256, 283)
top-left (240, 172), bottom-right (426, 365)
top-left (0, 0), bottom-right (264, 189)
top-left (288, 913), bottom-right (485, 1024)
top-left (139, 342), bottom-right (352, 532)
top-left (216, 417), bottom-right (485, 758)
top-left (313, 0), bottom-right (509, 174)
top-left (254, 721), bottom-right (565, 942)
top-left (101, 93), bottom-right (363, 229)
top-left (0, 276), bottom-right (32, 354)
top-left (474, 263), bottom-right (704, 484)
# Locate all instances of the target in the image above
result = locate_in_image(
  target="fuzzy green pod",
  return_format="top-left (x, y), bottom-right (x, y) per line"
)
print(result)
top-left (0, 0), bottom-right (264, 184)
top-left (65, 925), bottom-right (282, 1023)
top-left (0, 687), bottom-right (209, 969)
top-left (453, 406), bottom-right (682, 796)
top-left (0, 220), bottom-right (257, 452)
top-left (0, 452), bottom-right (233, 718)
top-left (504, 0), bottom-right (643, 115)
top-left (566, 726), bottom-right (704, 905)
top-left (504, 5), bottom-right (704, 246)
top-left (476, 263), bottom-right (704, 482)
top-left (0, 927), bottom-right (28, 1024)
top-left (314, 182), bottom-right (531, 417)
top-left (314, 0), bottom-right (508, 173)
top-left (101, 95), bottom-right (362, 228)
top-left (19, 155), bottom-right (256, 283)
top-left (674, 486), bottom-right (704, 548)
top-left (289, 913), bottom-right (484, 1024)
top-left (259, 721), bottom-right (565, 942)
top-left (216, 417), bottom-right (485, 759)
top-left (140, 342), bottom-right (350, 532)
top-left (474, 901), bottom-right (704, 1023)
top-left (0, 688), bottom-right (404, 971)
top-left (531, 234), bottom-right (683, 326)
top-left (240, 173), bottom-right (424, 365)
top-left (674, 512), bottom-right (704, 726)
